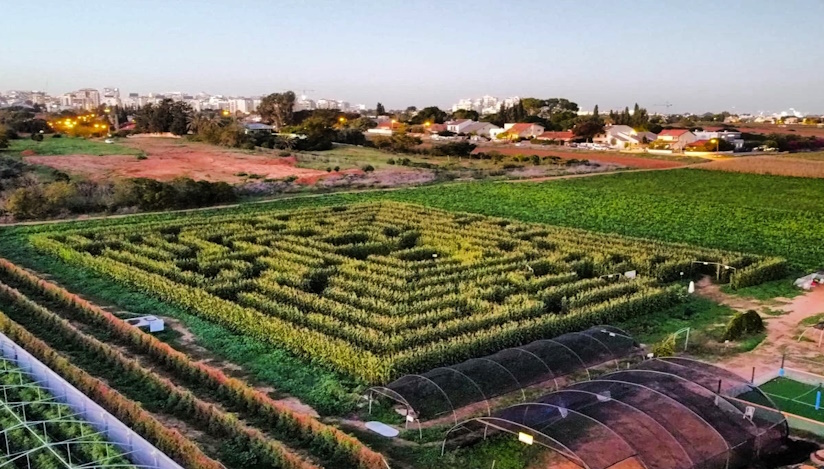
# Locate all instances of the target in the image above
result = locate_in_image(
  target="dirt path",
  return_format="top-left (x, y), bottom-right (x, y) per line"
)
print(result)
top-left (694, 278), bottom-right (824, 377)
top-left (164, 318), bottom-right (320, 417)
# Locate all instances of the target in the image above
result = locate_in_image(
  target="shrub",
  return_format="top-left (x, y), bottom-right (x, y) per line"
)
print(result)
top-left (325, 167), bottom-right (332, 172)
top-left (284, 175), bottom-right (298, 183)
top-left (333, 166), bottom-right (340, 172)
top-left (722, 309), bottom-right (764, 341)
top-left (136, 154), bottom-right (148, 160)
top-left (278, 150), bottom-right (291, 157)
top-left (361, 164), bottom-right (375, 173)
top-left (651, 333), bottom-right (677, 357)
top-left (387, 158), bottom-right (396, 165)
top-left (51, 133), bottom-right (62, 139)
top-left (31, 133), bottom-right (44, 142)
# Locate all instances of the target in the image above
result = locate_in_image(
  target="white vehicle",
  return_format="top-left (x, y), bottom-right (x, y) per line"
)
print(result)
top-left (104, 139), bottom-right (114, 144)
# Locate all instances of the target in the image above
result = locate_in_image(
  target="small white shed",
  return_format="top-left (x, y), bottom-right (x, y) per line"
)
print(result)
top-left (125, 315), bottom-right (165, 333)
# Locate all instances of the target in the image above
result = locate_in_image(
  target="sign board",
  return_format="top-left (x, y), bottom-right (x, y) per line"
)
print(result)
top-left (624, 270), bottom-right (637, 279)
top-left (518, 432), bottom-right (534, 445)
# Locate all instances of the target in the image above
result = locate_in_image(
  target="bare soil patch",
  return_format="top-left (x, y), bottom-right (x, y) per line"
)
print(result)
top-left (25, 138), bottom-right (331, 183)
top-left (694, 280), bottom-right (824, 377)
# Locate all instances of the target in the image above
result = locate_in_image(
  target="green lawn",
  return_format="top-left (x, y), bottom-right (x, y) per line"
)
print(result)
top-left (720, 278), bottom-right (803, 300)
top-left (8, 136), bottom-right (142, 156)
top-left (760, 377), bottom-right (824, 421)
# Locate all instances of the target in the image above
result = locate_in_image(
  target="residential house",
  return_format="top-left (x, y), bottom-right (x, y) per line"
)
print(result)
top-left (243, 123), bottom-right (273, 134)
top-left (366, 121), bottom-right (394, 136)
top-left (653, 129), bottom-right (697, 152)
top-left (461, 121), bottom-right (500, 138)
top-left (536, 131), bottom-right (575, 145)
top-left (597, 125), bottom-right (657, 149)
top-left (445, 119), bottom-right (475, 134)
top-left (500, 123), bottom-right (545, 140)
top-left (693, 129), bottom-right (744, 150)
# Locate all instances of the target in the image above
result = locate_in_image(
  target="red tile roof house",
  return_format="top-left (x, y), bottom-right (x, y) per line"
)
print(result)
top-left (500, 123), bottom-right (545, 140)
top-left (535, 131), bottom-right (575, 145)
top-left (653, 129), bottom-right (697, 152)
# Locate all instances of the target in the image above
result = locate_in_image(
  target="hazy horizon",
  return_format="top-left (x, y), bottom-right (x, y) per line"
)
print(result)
top-left (2, 0), bottom-right (823, 114)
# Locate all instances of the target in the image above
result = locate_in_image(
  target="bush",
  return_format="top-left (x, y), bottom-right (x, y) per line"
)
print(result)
top-left (284, 175), bottom-right (298, 183)
top-left (361, 164), bottom-right (375, 173)
top-left (136, 154), bottom-right (148, 160)
top-left (722, 310), bottom-right (764, 341)
top-left (325, 167), bottom-right (332, 172)
top-left (51, 133), bottom-right (62, 139)
top-left (651, 333), bottom-right (676, 357)
top-left (31, 133), bottom-right (44, 142)
top-left (333, 166), bottom-right (340, 172)
top-left (387, 158), bottom-right (396, 165)
top-left (278, 150), bottom-right (292, 157)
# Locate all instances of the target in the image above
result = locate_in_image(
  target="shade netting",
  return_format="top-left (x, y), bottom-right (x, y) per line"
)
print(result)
top-left (444, 358), bottom-right (788, 469)
top-left (367, 325), bottom-right (640, 422)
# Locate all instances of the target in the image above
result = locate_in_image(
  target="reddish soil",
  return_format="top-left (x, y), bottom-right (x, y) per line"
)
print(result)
top-left (24, 138), bottom-right (331, 183)
top-left (472, 146), bottom-right (688, 169)
top-left (20, 149), bottom-right (36, 156)
top-left (694, 278), bottom-right (824, 378)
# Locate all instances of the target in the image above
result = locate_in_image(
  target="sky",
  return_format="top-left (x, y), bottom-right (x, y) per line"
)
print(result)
top-left (1, 0), bottom-right (823, 114)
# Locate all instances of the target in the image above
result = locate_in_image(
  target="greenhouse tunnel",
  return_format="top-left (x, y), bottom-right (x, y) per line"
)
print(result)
top-left (366, 325), bottom-right (642, 423)
top-left (443, 357), bottom-right (788, 469)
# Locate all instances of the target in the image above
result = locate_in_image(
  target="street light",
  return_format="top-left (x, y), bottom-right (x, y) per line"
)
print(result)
top-left (710, 138), bottom-right (719, 153)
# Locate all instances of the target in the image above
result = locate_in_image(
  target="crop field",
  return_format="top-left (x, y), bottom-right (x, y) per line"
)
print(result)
top-left (0, 258), bottom-right (386, 469)
top-left (26, 201), bottom-right (784, 383)
top-left (701, 155), bottom-right (824, 178)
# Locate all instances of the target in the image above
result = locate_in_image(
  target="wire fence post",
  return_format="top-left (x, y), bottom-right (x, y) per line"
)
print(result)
top-left (751, 367), bottom-right (755, 384)
top-left (780, 353), bottom-right (786, 377)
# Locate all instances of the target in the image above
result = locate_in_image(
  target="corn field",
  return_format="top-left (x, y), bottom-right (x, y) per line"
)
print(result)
top-left (30, 202), bottom-right (786, 383)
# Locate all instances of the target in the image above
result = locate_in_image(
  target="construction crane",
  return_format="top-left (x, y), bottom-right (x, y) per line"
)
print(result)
top-left (654, 101), bottom-right (674, 111)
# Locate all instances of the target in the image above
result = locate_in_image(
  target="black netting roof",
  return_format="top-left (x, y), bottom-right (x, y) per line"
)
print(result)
top-left (444, 358), bottom-right (788, 469)
top-left (367, 325), bottom-right (641, 422)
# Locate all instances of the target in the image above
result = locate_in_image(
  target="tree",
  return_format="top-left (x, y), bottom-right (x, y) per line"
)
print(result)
top-left (573, 115), bottom-right (605, 141)
top-left (410, 106), bottom-right (447, 124)
top-left (376, 102), bottom-right (386, 116)
top-left (0, 126), bottom-right (8, 149)
top-left (451, 109), bottom-right (479, 121)
top-left (258, 91), bottom-right (296, 128)
top-left (349, 117), bottom-right (377, 131)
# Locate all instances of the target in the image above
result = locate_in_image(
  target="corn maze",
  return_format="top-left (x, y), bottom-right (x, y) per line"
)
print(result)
top-left (31, 202), bottom-right (786, 383)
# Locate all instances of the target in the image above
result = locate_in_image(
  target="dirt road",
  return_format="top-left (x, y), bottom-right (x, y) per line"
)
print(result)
top-left (694, 278), bottom-right (824, 377)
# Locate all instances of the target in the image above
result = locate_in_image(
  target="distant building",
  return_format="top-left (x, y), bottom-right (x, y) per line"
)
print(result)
top-left (61, 88), bottom-right (101, 110)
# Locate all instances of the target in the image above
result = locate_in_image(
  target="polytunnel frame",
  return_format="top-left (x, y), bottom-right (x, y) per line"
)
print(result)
top-left (440, 359), bottom-right (789, 469)
top-left (366, 325), bottom-right (640, 425)
top-left (441, 378), bottom-right (733, 469)
top-left (0, 366), bottom-right (157, 469)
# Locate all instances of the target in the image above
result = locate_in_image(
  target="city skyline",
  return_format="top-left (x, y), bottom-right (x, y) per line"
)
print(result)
top-left (3, 0), bottom-right (824, 114)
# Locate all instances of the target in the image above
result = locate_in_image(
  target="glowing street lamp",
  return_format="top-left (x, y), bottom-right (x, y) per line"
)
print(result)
top-left (222, 110), bottom-right (230, 117)
top-left (710, 138), bottom-right (719, 153)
